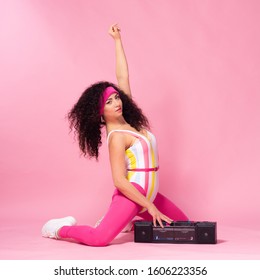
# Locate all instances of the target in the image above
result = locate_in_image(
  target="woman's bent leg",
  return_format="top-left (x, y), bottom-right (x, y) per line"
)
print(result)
top-left (138, 192), bottom-right (189, 221)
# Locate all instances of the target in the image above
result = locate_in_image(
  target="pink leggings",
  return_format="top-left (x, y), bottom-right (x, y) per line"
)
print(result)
top-left (59, 183), bottom-right (188, 246)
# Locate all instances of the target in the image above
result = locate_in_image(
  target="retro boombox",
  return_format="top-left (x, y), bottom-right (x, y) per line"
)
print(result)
top-left (134, 221), bottom-right (217, 244)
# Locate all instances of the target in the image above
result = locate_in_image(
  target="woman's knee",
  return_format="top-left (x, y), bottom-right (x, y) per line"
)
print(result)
top-left (84, 228), bottom-right (116, 247)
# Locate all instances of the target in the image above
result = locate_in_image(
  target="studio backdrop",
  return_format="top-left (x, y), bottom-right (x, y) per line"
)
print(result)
top-left (1, 0), bottom-right (260, 228)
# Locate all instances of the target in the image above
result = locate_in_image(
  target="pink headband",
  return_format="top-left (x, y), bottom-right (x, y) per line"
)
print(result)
top-left (99, 86), bottom-right (118, 115)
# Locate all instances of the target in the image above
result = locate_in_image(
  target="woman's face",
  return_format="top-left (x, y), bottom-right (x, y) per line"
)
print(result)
top-left (103, 93), bottom-right (123, 120)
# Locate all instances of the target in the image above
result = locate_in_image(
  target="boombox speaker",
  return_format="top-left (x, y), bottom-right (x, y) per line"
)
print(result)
top-left (134, 221), bottom-right (217, 244)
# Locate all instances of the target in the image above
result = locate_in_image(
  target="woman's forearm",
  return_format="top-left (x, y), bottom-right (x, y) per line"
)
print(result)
top-left (114, 177), bottom-right (152, 210)
top-left (115, 177), bottom-right (171, 227)
top-left (114, 38), bottom-right (129, 80)
top-left (109, 24), bottom-right (131, 97)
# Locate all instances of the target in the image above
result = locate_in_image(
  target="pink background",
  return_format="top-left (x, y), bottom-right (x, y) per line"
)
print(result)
top-left (1, 0), bottom-right (260, 234)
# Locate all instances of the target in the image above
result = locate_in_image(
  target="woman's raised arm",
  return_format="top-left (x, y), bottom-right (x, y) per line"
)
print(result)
top-left (108, 24), bottom-right (132, 98)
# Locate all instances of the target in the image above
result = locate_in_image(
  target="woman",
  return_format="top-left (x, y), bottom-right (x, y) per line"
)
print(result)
top-left (41, 24), bottom-right (188, 246)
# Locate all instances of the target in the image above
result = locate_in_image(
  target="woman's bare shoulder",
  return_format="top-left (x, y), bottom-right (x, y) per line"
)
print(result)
top-left (108, 130), bottom-right (126, 145)
top-left (108, 130), bottom-right (134, 150)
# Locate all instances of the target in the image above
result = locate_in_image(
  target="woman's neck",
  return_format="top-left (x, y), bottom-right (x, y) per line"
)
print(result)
top-left (106, 118), bottom-right (131, 133)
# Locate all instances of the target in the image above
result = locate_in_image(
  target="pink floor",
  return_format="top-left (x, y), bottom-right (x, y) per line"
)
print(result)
top-left (0, 218), bottom-right (259, 260)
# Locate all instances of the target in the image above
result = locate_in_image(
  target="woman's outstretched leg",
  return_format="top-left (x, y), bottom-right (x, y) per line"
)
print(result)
top-left (58, 185), bottom-right (145, 246)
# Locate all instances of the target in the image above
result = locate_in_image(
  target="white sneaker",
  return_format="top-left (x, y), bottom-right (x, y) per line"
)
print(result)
top-left (94, 216), bottom-right (103, 228)
top-left (95, 217), bottom-right (133, 232)
top-left (121, 218), bottom-right (145, 232)
top-left (95, 216), bottom-right (140, 233)
top-left (121, 220), bottom-right (134, 233)
top-left (41, 216), bottom-right (77, 239)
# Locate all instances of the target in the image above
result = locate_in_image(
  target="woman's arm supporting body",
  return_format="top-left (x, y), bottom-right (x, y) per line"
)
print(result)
top-left (109, 24), bottom-right (132, 98)
top-left (108, 132), bottom-right (172, 227)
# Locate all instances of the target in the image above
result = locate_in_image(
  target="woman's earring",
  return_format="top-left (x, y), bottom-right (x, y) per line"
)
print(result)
top-left (101, 116), bottom-right (105, 123)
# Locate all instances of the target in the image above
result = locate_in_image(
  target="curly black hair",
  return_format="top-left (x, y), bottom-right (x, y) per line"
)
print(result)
top-left (67, 81), bottom-right (150, 160)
